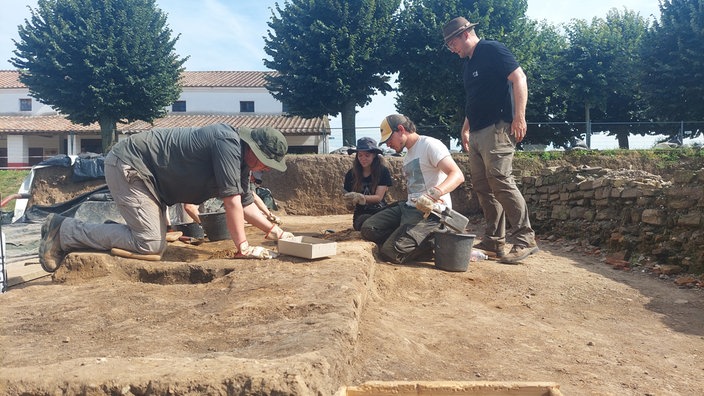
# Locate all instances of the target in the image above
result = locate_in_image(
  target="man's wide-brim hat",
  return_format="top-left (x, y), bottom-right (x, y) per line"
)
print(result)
top-left (442, 17), bottom-right (478, 43)
top-left (239, 126), bottom-right (288, 172)
top-left (348, 136), bottom-right (383, 155)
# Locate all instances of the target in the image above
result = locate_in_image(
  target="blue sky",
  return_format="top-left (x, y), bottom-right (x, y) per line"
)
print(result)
top-left (1, 0), bottom-right (665, 149)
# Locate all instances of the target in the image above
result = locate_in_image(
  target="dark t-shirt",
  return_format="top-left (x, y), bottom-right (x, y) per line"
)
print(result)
top-left (110, 123), bottom-right (251, 206)
top-left (463, 39), bottom-right (520, 131)
top-left (343, 166), bottom-right (393, 214)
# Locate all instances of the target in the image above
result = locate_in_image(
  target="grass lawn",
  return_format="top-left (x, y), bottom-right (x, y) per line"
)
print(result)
top-left (0, 169), bottom-right (32, 212)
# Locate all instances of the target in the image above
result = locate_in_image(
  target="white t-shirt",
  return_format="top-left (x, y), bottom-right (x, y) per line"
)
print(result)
top-left (403, 135), bottom-right (453, 209)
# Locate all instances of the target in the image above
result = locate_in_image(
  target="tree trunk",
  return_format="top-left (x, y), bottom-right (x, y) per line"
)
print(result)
top-left (98, 118), bottom-right (118, 153)
top-left (616, 132), bottom-right (630, 149)
top-left (584, 103), bottom-right (591, 148)
top-left (340, 100), bottom-right (357, 148)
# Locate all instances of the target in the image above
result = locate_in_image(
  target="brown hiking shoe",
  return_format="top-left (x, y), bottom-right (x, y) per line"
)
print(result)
top-left (473, 240), bottom-right (505, 259)
top-left (500, 244), bottom-right (539, 264)
top-left (39, 213), bottom-right (67, 273)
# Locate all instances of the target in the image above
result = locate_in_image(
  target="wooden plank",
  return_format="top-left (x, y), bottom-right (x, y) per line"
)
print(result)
top-left (338, 381), bottom-right (564, 396)
top-left (5, 257), bottom-right (50, 287)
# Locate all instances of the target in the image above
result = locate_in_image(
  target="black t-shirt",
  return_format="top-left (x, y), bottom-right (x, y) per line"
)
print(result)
top-left (463, 39), bottom-right (520, 131)
top-left (343, 166), bottom-right (393, 212)
top-left (110, 123), bottom-right (251, 206)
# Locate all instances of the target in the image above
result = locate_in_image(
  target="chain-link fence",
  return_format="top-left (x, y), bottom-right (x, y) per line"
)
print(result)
top-left (329, 121), bottom-right (704, 152)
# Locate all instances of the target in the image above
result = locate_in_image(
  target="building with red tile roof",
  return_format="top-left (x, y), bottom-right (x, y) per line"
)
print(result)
top-left (0, 70), bottom-right (331, 168)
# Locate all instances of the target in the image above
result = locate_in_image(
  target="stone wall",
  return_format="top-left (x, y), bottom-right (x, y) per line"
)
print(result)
top-left (520, 165), bottom-right (704, 274)
top-left (25, 151), bottom-right (704, 274)
top-left (264, 152), bottom-right (704, 274)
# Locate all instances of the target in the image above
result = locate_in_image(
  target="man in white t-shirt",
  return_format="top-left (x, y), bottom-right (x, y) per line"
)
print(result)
top-left (360, 114), bottom-right (465, 264)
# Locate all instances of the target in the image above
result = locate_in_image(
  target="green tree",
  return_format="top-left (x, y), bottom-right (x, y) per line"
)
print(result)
top-left (554, 10), bottom-right (647, 149)
top-left (392, 0), bottom-right (462, 146)
top-left (640, 0), bottom-right (704, 137)
top-left (607, 9), bottom-right (649, 148)
top-left (11, 0), bottom-right (187, 152)
top-left (554, 17), bottom-right (613, 146)
top-left (519, 20), bottom-right (571, 148)
top-left (263, 0), bottom-right (400, 147)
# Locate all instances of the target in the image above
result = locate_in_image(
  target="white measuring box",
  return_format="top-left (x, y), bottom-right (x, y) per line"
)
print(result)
top-left (278, 236), bottom-right (337, 259)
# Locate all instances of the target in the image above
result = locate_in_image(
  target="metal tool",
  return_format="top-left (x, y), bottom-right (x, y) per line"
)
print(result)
top-left (429, 206), bottom-right (469, 234)
top-left (413, 196), bottom-right (469, 234)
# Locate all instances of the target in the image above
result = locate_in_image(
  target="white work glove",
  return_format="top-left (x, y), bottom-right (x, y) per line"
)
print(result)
top-left (415, 187), bottom-right (443, 218)
top-left (266, 212), bottom-right (283, 225)
top-left (343, 193), bottom-right (356, 211)
top-left (265, 225), bottom-right (295, 241)
top-left (343, 192), bottom-right (366, 207)
top-left (234, 241), bottom-right (278, 259)
top-left (415, 194), bottom-right (435, 217)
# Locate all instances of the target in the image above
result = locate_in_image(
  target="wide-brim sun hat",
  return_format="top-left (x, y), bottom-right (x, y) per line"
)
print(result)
top-left (442, 17), bottom-right (478, 43)
top-left (239, 126), bottom-right (288, 172)
top-left (348, 136), bottom-right (383, 155)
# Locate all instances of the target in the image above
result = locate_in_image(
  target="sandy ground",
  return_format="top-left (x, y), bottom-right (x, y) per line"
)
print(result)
top-left (1, 214), bottom-right (703, 395)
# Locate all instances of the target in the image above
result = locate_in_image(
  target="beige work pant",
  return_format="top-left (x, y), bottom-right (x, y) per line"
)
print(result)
top-left (59, 152), bottom-right (167, 255)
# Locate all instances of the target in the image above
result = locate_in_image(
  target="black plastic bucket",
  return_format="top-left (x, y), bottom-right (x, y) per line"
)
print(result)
top-left (172, 222), bottom-right (205, 239)
top-left (200, 211), bottom-right (230, 241)
top-left (433, 232), bottom-right (476, 272)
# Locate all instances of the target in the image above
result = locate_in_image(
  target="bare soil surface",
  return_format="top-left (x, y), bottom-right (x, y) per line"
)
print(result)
top-left (1, 214), bottom-right (703, 395)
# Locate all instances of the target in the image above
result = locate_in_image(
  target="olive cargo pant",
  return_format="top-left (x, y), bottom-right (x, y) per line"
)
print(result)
top-left (360, 202), bottom-right (441, 264)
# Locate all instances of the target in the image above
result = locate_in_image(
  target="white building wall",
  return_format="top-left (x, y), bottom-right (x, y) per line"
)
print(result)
top-left (2, 87), bottom-right (283, 116)
top-left (1, 78), bottom-right (328, 164)
top-left (27, 134), bottom-right (61, 154)
top-left (286, 135), bottom-right (327, 153)
top-left (6, 135), bottom-right (66, 165)
top-left (170, 88), bottom-right (282, 114)
top-left (67, 134), bottom-right (80, 156)
top-left (0, 88), bottom-right (56, 115)
top-left (7, 135), bottom-right (27, 165)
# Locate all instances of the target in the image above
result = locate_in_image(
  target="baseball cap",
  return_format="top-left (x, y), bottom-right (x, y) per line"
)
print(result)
top-left (379, 114), bottom-right (410, 144)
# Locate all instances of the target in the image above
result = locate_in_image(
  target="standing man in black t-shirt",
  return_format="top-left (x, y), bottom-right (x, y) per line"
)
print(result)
top-left (442, 17), bottom-right (538, 264)
top-left (38, 124), bottom-right (293, 272)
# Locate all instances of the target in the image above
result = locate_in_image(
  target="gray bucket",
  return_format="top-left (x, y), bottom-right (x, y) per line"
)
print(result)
top-left (199, 211), bottom-right (230, 241)
top-left (434, 232), bottom-right (476, 272)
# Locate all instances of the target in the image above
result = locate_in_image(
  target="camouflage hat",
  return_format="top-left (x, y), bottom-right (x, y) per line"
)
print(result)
top-left (239, 127), bottom-right (288, 172)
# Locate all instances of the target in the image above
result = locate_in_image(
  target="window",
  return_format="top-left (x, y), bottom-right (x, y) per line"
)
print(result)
top-left (28, 147), bottom-right (44, 166)
top-left (240, 101), bottom-right (255, 113)
top-left (172, 100), bottom-right (186, 112)
top-left (80, 139), bottom-right (102, 154)
top-left (19, 98), bottom-right (32, 111)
